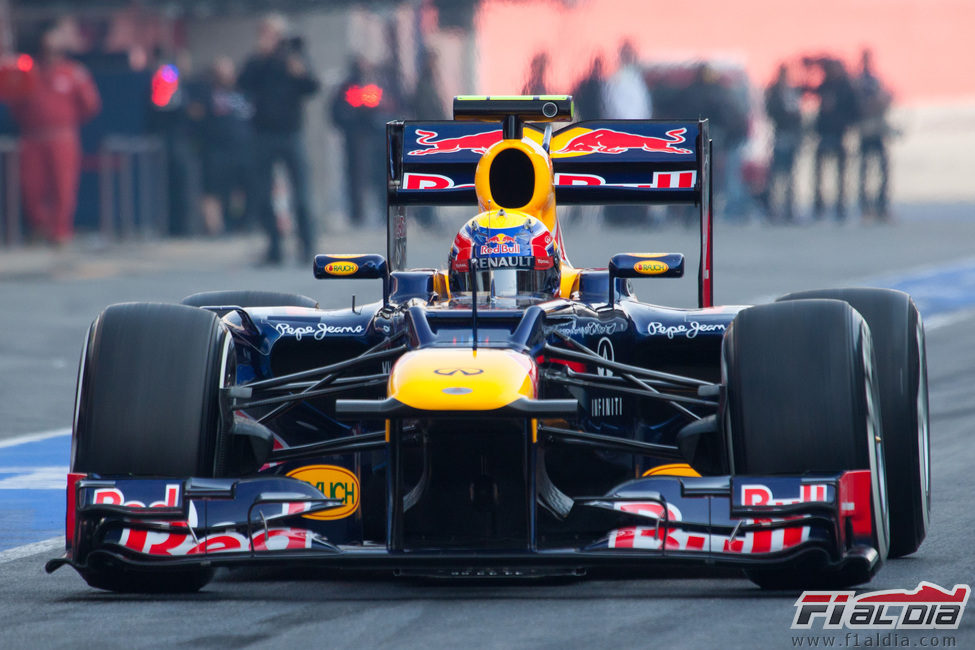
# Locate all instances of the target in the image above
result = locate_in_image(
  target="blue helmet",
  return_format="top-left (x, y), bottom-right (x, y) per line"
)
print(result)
top-left (448, 209), bottom-right (560, 302)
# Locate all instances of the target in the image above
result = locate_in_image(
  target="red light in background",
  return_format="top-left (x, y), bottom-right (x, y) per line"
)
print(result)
top-left (151, 64), bottom-right (179, 107)
top-left (16, 54), bottom-right (33, 72)
top-left (344, 84), bottom-right (363, 107)
top-left (344, 84), bottom-right (383, 108)
top-left (361, 84), bottom-right (382, 108)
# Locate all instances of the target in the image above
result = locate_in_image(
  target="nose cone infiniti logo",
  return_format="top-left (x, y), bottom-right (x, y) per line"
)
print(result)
top-left (596, 337), bottom-right (614, 377)
top-left (434, 367), bottom-right (484, 376)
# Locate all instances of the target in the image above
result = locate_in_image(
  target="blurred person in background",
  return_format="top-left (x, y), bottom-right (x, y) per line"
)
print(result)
top-left (602, 41), bottom-right (652, 225)
top-left (190, 56), bottom-right (255, 236)
top-left (331, 55), bottom-right (389, 227)
top-left (412, 48), bottom-right (445, 121)
top-left (804, 56), bottom-right (860, 221)
top-left (239, 13), bottom-right (320, 265)
top-left (5, 19), bottom-right (100, 246)
top-left (678, 62), bottom-right (749, 220)
top-left (602, 40), bottom-right (651, 120)
top-left (855, 48), bottom-right (892, 220)
top-left (378, 21), bottom-right (408, 125)
top-left (572, 55), bottom-right (605, 121)
top-left (565, 54), bottom-right (607, 226)
top-left (149, 48), bottom-right (203, 237)
top-left (409, 47), bottom-right (446, 229)
top-left (764, 63), bottom-right (802, 222)
top-left (521, 51), bottom-right (549, 95)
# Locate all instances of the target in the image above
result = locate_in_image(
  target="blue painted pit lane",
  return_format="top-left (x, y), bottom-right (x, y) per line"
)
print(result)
top-left (0, 432), bottom-right (70, 552)
top-left (879, 258), bottom-right (975, 321)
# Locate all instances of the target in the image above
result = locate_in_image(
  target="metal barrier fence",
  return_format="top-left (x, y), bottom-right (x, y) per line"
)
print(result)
top-left (99, 135), bottom-right (168, 240)
top-left (0, 135), bottom-right (167, 247)
top-left (0, 136), bottom-right (20, 246)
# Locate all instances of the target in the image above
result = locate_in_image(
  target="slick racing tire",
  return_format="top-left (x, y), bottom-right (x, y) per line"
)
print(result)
top-left (181, 290), bottom-right (319, 310)
top-left (778, 288), bottom-right (929, 558)
top-left (72, 302), bottom-right (233, 592)
top-left (722, 300), bottom-right (889, 590)
top-left (73, 302), bottom-right (232, 476)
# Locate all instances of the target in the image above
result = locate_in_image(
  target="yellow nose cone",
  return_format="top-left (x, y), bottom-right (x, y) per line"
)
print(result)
top-left (389, 348), bottom-right (537, 411)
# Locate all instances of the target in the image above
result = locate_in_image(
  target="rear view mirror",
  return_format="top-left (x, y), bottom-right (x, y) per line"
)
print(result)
top-left (607, 253), bottom-right (685, 303)
top-left (314, 254), bottom-right (390, 305)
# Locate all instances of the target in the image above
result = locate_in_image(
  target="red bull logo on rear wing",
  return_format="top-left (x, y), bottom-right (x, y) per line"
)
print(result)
top-left (408, 128), bottom-right (502, 157)
top-left (552, 126), bottom-right (693, 157)
top-left (401, 170), bottom-right (697, 192)
top-left (389, 119), bottom-right (706, 206)
top-left (399, 122), bottom-right (697, 162)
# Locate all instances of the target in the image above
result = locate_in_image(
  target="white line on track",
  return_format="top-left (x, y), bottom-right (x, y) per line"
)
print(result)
top-left (0, 427), bottom-right (70, 448)
top-left (855, 254), bottom-right (975, 288)
top-left (0, 536), bottom-right (64, 564)
top-left (925, 306), bottom-right (975, 332)
top-left (0, 429), bottom-right (70, 562)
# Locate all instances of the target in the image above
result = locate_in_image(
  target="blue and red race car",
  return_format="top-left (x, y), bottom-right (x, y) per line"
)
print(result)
top-left (48, 96), bottom-right (929, 592)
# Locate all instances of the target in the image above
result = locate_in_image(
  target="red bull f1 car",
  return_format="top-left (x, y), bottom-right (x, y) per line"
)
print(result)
top-left (47, 96), bottom-right (930, 592)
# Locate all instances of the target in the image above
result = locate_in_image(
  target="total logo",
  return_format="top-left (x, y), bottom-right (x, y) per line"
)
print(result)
top-left (792, 582), bottom-right (970, 630)
top-left (286, 465), bottom-right (360, 520)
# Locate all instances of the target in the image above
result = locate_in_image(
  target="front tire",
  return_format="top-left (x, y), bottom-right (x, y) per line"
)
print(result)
top-left (72, 302), bottom-right (233, 591)
top-left (778, 288), bottom-right (930, 557)
top-left (722, 300), bottom-right (889, 589)
top-left (181, 289), bottom-right (318, 310)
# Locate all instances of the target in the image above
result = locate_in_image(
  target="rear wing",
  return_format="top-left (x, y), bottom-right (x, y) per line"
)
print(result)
top-left (387, 119), bottom-right (708, 206)
top-left (385, 117), bottom-right (713, 307)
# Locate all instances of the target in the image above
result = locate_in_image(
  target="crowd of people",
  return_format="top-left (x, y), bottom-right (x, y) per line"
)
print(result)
top-left (550, 42), bottom-right (754, 223)
top-left (161, 14), bottom-right (446, 264)
top-left (1, 13), bottom-right (445, 264)
top-left (765, 49), bottom-right (893, 222)
top-left (1, 16), bottom-right (895, 256)
top-left (545, 43), bottom-right (894, 225)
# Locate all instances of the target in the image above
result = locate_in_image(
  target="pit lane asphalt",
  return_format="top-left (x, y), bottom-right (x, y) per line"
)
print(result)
top-left (1, 210), bottom-right (973, 648)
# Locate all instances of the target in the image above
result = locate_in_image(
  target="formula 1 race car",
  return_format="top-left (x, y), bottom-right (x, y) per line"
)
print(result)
top-left (47, 96), bottom-right (930, 592)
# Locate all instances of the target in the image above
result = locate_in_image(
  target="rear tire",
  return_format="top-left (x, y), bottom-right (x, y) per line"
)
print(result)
top-left (72, 302), bottom-right (233, 592)
top-left (778, 288), bottom-right (929, 557)
top-left (181, 290), bottom-right (318, 310)
top-left (722, 300), bottom-right (888, 589)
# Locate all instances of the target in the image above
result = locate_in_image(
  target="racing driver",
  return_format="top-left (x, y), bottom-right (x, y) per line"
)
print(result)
top-left (447, 208), bottom-right (561, 306)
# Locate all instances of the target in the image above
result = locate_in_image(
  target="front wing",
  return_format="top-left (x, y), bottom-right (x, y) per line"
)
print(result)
top-left (48, 470), bottom-right (880, 581)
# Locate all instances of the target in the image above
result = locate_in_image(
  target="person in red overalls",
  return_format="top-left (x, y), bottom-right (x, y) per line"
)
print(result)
top-left (7, 20), bottom-right (100, 245)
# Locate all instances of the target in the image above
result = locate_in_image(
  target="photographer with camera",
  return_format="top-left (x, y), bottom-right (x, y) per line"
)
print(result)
top-left (802, 55), bottom-right (860, 221)
top-left (238, 13), bottom-right (320, 265)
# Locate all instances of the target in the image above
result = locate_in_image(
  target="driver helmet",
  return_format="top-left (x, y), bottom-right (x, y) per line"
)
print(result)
top-left (448, 209), bottom-right (560, 303)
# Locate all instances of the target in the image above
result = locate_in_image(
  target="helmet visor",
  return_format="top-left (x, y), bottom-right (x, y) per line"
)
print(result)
top-left (455, 266), bottom-right (559, 301)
